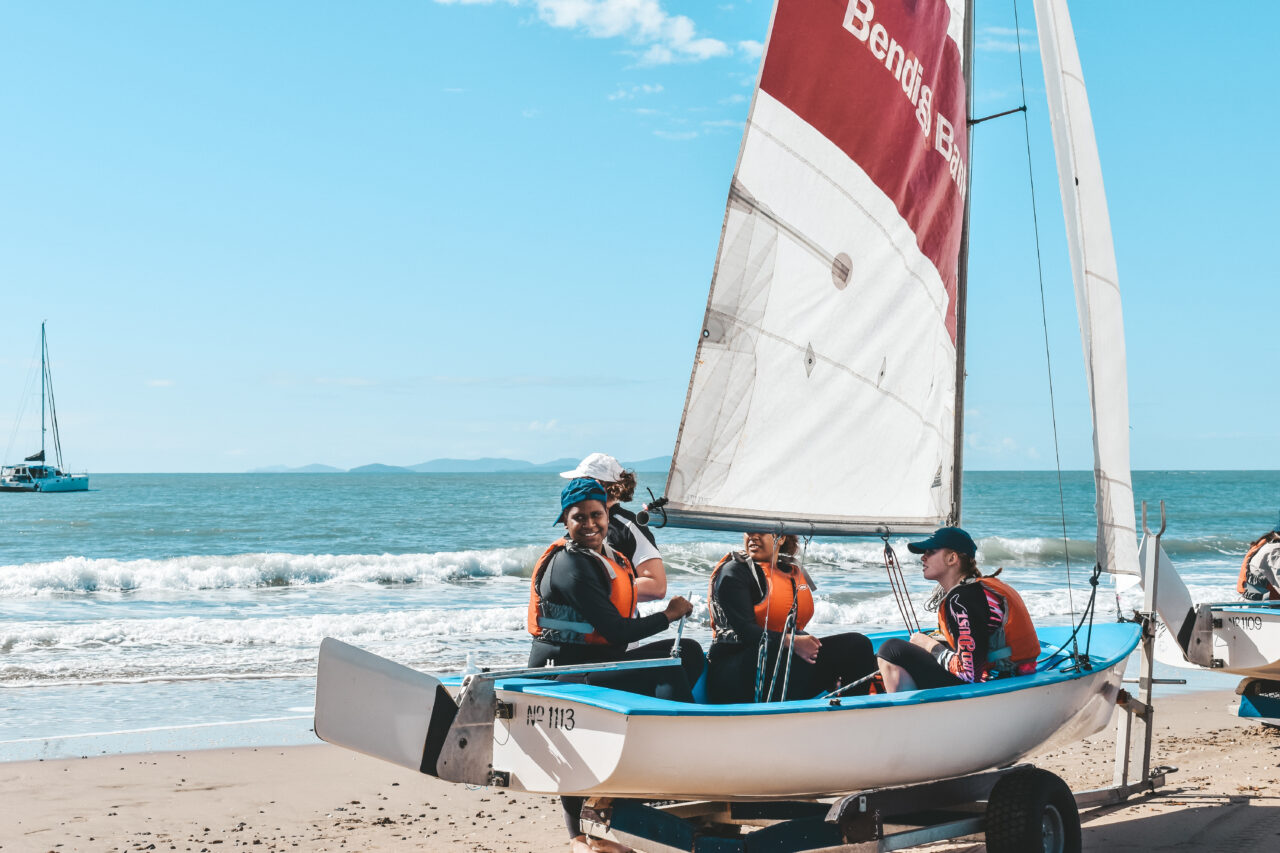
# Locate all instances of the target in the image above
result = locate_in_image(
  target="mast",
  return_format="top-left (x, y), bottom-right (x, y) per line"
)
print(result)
top-left (40, 320), bottom-right (47, 465)
top-left (951, 0), bottom-right (975, 527)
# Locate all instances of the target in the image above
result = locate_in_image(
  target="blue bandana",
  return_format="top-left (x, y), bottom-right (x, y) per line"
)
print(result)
top-left (555, 477), bottom-right (608, 525)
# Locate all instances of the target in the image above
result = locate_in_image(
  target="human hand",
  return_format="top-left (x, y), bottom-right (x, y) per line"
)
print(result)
top-left (792, 633), bottom-right (821, 663)
top-left (663, 596), bottom-right (694, 622)
top-left (909, 632), bottom-right (940, 653)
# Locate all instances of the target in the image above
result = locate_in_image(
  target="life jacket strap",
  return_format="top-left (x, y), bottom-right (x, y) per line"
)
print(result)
top-left (537, 616), bottom-right (595, 635)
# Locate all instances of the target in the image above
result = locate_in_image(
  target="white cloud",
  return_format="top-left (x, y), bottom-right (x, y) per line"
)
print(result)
top-left (608, 83), bottom-right (664, 101)
top-left (976, 26), bottom-right (1037, 54)
top-left (435, 0), bottom-right (730, 64)
top-left (522, 108), bottom-right (541, 118)
top-left (737, 39), bottom-right (763, 60)
top-left (146, 379), bottom-right (175, 388)
top-left (528, 419), bottom-right (559, 431)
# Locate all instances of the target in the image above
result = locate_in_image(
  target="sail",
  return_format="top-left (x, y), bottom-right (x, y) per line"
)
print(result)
top-left (664, 0), bottom-right (972, 535)
top-left (1033, 0), bottom-right (1139, 575)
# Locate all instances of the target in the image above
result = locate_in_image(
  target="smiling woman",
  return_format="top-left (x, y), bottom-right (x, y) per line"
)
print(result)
top-left (527, 476), bottom-right (704, 852)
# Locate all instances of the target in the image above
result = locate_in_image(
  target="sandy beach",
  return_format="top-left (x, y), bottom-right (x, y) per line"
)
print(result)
top-left (4, 689), bottom-right (1279, 852)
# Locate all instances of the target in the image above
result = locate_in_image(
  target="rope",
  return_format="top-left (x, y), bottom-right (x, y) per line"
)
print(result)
top-left (882, 537), bottom-right (922, 634)
top-left (1012, 0), bottom-right (1079, 653)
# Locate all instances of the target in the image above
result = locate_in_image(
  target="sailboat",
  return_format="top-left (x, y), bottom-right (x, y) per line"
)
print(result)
top-left (316, 0), bottom-right (1144, 803)
top-left (0, 322), bottom-right (89, 493)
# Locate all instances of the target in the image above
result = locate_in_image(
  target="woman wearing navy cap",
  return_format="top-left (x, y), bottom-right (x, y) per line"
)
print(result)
top-left (876, 526), bottom-right (1039, 692)
top-left (529, 477), bottom-right (703, 853)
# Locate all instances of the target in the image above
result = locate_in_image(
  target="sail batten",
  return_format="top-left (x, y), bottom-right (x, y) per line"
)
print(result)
top-left (664, 0), bottom-right (970, 534)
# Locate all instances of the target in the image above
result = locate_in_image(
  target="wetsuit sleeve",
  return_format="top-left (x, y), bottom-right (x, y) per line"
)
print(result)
top-left (712, 559), bottom-right (765, 648)
top-left (624, 517), bottom-right (661, 566)
top-left (545, 550), bottom-right (669, 645)
top-left (936, 585), bottom-right (994, 683)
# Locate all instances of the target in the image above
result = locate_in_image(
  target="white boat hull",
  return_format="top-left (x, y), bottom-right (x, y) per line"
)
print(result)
top-left (1155, 605), bottom-right (1280, 680)
top-left (0, 475), bottom-right (88, 492)
top-left (316, 624), bottom-right (1139, 801)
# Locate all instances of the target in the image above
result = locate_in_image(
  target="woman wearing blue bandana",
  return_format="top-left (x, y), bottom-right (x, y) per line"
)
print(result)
top-left (529, 477), bottom-right (703, 853)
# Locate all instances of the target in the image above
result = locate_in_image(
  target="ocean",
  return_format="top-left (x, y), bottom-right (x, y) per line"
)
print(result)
top-left (2, 470), bottom-right (1276, 762)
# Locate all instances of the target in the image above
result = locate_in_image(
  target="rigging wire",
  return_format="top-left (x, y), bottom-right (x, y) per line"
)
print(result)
top-left (2, 337), bottom-right (43, 464)
top-left (1012, 0), bottom-right (1081, 653)
top-left (881, 534), bottom-right (922, 634)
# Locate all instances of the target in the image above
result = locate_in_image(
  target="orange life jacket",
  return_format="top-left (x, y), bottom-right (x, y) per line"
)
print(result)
top-left (937, 575), bottom-right (1039, 678)
top-left (1237, 536), bottom-right (1280, 599)
top-left (527, 538), bottom-right (637, 645)
top-left (708, 552), bottom-right (814, 637)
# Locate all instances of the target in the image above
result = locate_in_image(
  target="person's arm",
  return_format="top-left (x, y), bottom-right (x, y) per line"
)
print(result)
top-left (712, 559), bottom-right (766, 647)
top-left (1259, 543), bottom-right (1280, 599)
top-left (935, 585), bottom-right (993, 683)
top-left (547, 550), bottom-right (671, 646)
top-left (613, 513), bottom-right (666, 601)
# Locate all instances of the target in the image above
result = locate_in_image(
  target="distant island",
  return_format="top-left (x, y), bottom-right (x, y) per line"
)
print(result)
top-left (248, 456), bottom-right (672, 474)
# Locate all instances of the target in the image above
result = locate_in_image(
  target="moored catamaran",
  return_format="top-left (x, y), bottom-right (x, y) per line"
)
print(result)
top-left (1, 322), bottom-right (89, 493)
top-left (315, 1), bottom-right (1183, 850)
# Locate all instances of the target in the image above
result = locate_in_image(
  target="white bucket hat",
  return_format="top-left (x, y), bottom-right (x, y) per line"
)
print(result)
top-left (559, 452), bottom-right (624, 482)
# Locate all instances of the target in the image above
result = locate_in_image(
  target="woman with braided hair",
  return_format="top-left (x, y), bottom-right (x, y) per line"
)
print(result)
top-left (705, 531), bottom-right (877, 704)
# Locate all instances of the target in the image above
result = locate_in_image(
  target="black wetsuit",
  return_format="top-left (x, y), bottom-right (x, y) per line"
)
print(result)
top-left (607, 504), bottom-right (660, 568)
top-left (877, 581), bottom-right (1005, 689)
top-left (528, 541), bottom-right (703, 840)
top-left (706, 553), bottom-right (876, 704)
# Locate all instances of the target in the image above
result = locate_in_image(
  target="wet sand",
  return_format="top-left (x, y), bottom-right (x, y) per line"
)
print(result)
top-left (4, 689), bottom-right (1279, 852)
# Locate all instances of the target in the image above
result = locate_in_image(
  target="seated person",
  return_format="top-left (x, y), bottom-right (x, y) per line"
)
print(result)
top-left (706, 531), bottom-right (877, 703)
top-left (530, 477), bottom-right (703, 853)
top-left (877, 527), bottom-right (1038, 692)
top-left (560, 452), bottom-right (667, 601)
top-left (1238, 525), bottom-right (1280, 601)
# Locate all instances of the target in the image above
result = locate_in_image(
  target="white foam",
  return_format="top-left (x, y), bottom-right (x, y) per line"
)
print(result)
top-left (0, 546), bottom-right (544, 596)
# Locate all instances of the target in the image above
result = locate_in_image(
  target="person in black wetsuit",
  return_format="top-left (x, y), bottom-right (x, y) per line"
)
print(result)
top-left (529, 477), bottom-right (702, 853)
top-left (706, 532), bottom-right (877, 704)
top-left (560, 452), bottom-right (666, 601)
top-left (876, 527), bottom-right (1038, 691)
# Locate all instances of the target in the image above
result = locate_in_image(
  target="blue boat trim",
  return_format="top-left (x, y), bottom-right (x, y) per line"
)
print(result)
top-left (441, 623), bottom-right (1140, 718)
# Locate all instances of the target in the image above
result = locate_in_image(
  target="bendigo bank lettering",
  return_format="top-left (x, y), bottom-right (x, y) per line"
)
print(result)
top-left (843, 0), bottom-right (967, 200)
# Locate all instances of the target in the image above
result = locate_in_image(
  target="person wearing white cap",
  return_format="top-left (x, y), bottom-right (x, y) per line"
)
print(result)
top-left (561, 453), bottom-right (667, 602)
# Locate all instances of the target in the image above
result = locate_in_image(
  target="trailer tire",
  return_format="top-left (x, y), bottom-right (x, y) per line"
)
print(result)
top-left (984, 767), bottom-right (1080, 853)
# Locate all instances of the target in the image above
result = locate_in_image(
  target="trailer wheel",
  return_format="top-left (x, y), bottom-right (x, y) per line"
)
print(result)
top-left (985, 767), bottom-right (1080, 853)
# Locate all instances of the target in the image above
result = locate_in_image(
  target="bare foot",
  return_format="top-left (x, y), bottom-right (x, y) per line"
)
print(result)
top-left (570, 836), bottom-right (595, 853)
top-left (588, 838), bottom-right (634, 853)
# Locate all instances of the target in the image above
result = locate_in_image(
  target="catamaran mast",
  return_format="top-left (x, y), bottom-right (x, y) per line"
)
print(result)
top-left (40, 320), bottom-right (47, 465)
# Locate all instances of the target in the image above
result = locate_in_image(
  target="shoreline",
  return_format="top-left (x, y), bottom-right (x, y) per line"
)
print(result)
top-left (5, 690), bottom-right (1279, 851)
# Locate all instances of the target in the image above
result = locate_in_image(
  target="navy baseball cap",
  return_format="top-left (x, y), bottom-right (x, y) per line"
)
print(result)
top-left (907, 526), bottom-right (977, 557)
top-left (555, 477), bottom-right (608, 525)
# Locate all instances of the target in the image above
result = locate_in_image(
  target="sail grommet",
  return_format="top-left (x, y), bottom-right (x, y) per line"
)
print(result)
top-left (831, 252), bottom-right (852, 290)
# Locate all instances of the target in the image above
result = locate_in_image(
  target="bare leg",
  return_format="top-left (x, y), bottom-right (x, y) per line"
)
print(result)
top-left (878, 658), bottom-right (917, 693)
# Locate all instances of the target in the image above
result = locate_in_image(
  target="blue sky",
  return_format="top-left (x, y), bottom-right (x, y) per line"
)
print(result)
top-left (1, 1), bottom-right (1274, 473)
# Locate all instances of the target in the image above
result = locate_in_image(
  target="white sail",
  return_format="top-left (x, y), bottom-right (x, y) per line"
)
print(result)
top-left (1033, 0), bottom-right (1139, 575)
top-left (664, 0), bottom-right (971, 535)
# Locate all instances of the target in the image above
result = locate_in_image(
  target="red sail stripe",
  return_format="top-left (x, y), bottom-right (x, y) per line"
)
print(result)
top-left (759, 0), bottom-right (968, 343)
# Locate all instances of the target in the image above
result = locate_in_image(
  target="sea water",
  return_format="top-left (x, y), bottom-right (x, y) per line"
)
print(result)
top-left (2, 470), bottom-right (1276, 761)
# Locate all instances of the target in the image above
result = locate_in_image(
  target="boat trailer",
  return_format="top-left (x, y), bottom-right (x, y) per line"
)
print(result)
top-left (579, 504), bottom-right (1180, 853)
